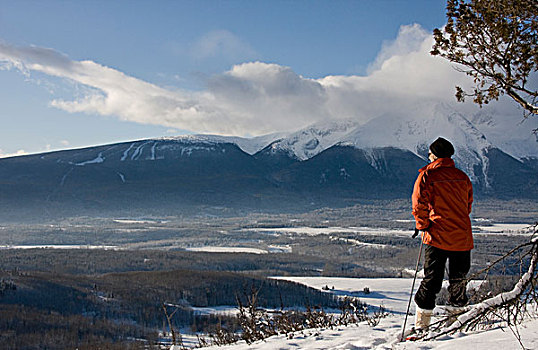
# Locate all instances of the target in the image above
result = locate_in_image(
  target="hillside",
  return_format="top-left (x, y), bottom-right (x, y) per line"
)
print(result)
top-left (195, 276), bottom-right (538, 350)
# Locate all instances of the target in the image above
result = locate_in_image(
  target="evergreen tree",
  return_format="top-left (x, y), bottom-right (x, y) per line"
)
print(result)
top-left (431, 0), bottom-right (537, 118)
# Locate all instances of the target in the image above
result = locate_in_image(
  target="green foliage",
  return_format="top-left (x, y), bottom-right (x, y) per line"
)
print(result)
top-left (432, 0), bottom-right (538, 116)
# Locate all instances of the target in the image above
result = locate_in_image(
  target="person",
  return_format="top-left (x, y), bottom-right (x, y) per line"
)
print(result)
top-left (411, 137), bottom-right (473, 330)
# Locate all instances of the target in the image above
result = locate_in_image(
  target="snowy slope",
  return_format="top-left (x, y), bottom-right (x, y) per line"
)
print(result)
top-left (183, 132), bottom-right (289, 156)
top-left (197, 315), bottom-right (538, 349)
top-left (469, 108), bottom-right (538, 160)
top-left (342, 102), bottom-right (491, 156)
top-left (225, 102), bottom-right (536, 164)
top-left (262, 119), bottom-right (359, 160)
top-left (230, 101), bottom-right (536, 185)
top-left (341, 102), bottom-right (493, 183)
top-left (196, 277), bottom-right (538, 350)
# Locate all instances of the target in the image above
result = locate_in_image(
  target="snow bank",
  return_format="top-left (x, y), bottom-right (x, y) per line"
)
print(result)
top-left (0, 245), bottom-right (119, 250)
top-left (184, 246), bottom-right (268, 254)
top-left (75, 152), bottom-right (105, 165)
top-left (198, 315), bottom-right (538, 350)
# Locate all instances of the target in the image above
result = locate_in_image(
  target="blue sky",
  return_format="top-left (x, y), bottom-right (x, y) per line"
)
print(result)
top-left (0, 0), bottom-right (468, 156)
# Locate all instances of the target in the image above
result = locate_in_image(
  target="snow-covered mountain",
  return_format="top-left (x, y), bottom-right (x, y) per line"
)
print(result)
top-left (341, 103), bottom-right (494, 184)
top-left (249, 102), bottom-right (535, 173)
top-left (0, 102), bottom-right (535, 219)
top-left (260, 119), bottom-right (359, 161)
top-left (108, 101), bottom-right (535, 173)
top-left (232, 102), bottom-right (536, 188)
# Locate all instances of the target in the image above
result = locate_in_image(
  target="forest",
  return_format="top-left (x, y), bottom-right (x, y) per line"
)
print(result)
top-left (0, 263), bottom-right (341, 349)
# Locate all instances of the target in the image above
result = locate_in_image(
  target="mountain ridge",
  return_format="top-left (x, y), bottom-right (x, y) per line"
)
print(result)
top-left (0, 102), bottom-right (536, 219)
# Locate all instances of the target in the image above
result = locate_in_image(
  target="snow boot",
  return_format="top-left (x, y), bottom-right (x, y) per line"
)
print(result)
top-left (444, 305), bottom-right (466, 326)
top-left (414, 306), bottom-right (433, 331)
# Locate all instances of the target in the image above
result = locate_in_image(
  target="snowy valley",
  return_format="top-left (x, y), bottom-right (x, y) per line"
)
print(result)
top-left (0, 202), bottom-right (536, 349)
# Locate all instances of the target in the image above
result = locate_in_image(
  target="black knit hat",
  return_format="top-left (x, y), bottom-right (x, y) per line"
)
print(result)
top-left (429, 137), bottom-right (454, 158)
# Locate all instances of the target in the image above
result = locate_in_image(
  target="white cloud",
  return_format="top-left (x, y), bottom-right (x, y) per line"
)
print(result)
top-left (0, 25), bottom-right (483, 136)
top-left (0, 149), bottom-right (27, 158)
top-left (207, 62), bottom-right (330, 132)
top-left (367, 24), bottom-right (429, 73)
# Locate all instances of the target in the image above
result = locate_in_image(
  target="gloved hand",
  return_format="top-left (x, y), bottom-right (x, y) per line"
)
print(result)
top-left (412, 221), bottom-right (432, 238)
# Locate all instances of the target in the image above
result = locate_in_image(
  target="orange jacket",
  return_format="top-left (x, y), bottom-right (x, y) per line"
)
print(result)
top-left (412, 158), bottom-right (473, 251)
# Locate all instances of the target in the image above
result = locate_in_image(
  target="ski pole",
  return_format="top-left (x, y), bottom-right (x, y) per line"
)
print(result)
top-left (400, 231), bottom-right (423, 341)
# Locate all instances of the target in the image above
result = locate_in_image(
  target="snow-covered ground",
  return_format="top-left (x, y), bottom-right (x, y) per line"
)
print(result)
top-left (192, 306), bottom-right (239, 316)
top-left (241, 226), bottom-right (410, 236)
top-left (242, 223), bottom-right (532, 238)
top-left (113, 219), bottom-right (169, 224)
top-left (184, 246), bottom-right (268, 254)
top-left (180, 276), bottom-right (538, 350)
top-left (473, 223), bottom-right (534, 235)
top-left (273, 277), bottom-right (416, 314)
top-left (195, 315), bottom-right (538, 350)
top-left (0, 244), bottom-right (119, 250)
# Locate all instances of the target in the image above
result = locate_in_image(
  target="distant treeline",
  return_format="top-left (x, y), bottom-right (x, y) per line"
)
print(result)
top-left (0, 248), bottom-right (329, 275)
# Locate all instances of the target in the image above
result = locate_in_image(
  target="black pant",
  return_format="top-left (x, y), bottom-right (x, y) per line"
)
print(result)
top-left (414, 245), bottom-right (471, 310)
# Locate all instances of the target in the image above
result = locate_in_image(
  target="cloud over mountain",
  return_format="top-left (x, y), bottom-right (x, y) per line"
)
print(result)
top-left (0, 24), bottom-right (498, 136)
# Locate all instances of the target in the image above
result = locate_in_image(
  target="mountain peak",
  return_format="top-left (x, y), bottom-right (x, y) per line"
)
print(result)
top-left (265, 119), bottom-right (359, 160)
